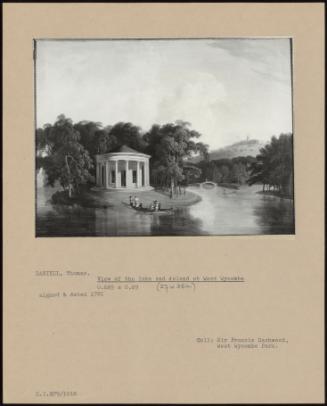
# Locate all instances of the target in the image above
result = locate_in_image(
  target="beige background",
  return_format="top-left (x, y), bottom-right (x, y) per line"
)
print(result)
top-left (3, 3), bottom-right (325, 404)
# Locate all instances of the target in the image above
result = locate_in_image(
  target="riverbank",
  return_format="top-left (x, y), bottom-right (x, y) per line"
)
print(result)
top-left (218, 182), bottom-right (240, 190)
top-left (256, 190), bottom-right (294, 200)
top-left (51, 186), bottom-right (201, 209)
top-left (37, 183), bottom-right (295, 236)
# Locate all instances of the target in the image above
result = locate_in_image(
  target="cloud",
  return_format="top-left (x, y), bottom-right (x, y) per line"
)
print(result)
top-left (36, 39), bottom-right (293, 149)
top-left (251, 68), bottom-right (290, 85)
top-left (208, 39), bottom-right (291, 85)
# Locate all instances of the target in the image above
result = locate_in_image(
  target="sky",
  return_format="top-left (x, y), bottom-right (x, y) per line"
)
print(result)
top-left (36, 39), bottom-right (293, 150)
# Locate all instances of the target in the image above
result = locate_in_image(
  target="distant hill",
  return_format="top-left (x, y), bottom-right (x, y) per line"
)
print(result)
top-left (188, 139), bottom-right (266, 163)
top-left (209, 139), bottom-right (266, 160)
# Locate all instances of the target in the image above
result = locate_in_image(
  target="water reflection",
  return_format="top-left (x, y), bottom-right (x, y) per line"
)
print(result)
top-left (253, 196), bottom-right (295, 234)
top-left (36, 184), bottom-right (295, 237)
top-left (95, 207), bottom-right (153, 236)
top-left (188, 185), bottom-right (294, 235)
top-left (149, 208), bottom-right (205, 236)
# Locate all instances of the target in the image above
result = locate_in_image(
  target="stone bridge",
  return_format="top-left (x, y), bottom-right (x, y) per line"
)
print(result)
top-left (190, 181), bottom-right (217, 188)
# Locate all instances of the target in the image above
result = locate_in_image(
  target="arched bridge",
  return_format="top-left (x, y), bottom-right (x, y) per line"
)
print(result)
top-left (200, 181), bottom-right (217, 189)
top-left (189, 181), bottom-right (217, 188)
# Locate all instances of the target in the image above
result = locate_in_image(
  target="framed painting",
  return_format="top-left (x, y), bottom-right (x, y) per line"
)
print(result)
top-left (3, 3), bottom-right (324, 404)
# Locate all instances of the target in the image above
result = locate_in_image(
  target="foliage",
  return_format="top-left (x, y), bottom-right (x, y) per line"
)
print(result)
top-left (36, 115), bottom-right (94, 197)
top-left (247, 133), bottom-right (293, 196)
top-left (109, 122), bottom-right (146, 152)
top-left (36, 114), bottom-right (293, 200)
top-left (197, 156), bottom-right (255, 185)
top-left (183, 164), bottom-right (202, 185)
top-left (36, 116), bottom-right (208, 198)
top-left (74, 121), bottom-right (146, 163)
top-left (144, 121), bottom-right (208, 195)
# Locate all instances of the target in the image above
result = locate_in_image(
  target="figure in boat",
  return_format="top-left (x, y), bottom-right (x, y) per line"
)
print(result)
top-left (127, 196), bottom-right (171, 213)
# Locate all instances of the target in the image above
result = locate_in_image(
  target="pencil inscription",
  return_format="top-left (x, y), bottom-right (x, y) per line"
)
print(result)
top-left (196, 336), bottom-right (289, 350)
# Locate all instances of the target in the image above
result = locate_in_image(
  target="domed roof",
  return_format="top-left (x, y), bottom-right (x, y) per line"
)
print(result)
top-left (110, 145), bottom-right (142, 154)
top-left (96, 144), bottom-right (151, 159)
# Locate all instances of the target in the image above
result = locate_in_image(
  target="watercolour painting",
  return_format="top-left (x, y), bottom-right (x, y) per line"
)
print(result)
top-left (35, 38), bottom-right (295, 237)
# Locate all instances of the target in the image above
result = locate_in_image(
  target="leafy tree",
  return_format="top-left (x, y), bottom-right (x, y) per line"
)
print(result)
top-left (144, 121), bottom-right (204, 196)
top-left (195, 141), bottom-right (210, 162)
top-left (212, 166), bottom-right (223, 183)
top-left (37, 115), bottom-right (94, 197)
top-left (194, 155), bottom-right (256, 184)
top-left (36, 116), bottom-right (210, 198)
top-left (248, 133), bottom-right (293, 195)
top-left (73, 121), bottom-right (103, 155)
top-left (108, 122), bottom-right (146, 151)
top-left (220, 165), bottom-right (230, 182)
top-left (183, 164), bottom-right (202, 185)
top-left (230, 162), bottom-right (247, 184)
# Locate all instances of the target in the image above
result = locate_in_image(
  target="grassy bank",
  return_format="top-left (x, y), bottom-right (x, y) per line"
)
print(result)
top-left (51, 186), bottom-right (201, 209)
top-left (217, 183), bottom-right (240, 190)
top-left (256, 190), bottom-right (294, 200)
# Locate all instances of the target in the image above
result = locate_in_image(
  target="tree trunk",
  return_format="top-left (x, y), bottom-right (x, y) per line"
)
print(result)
top-left (65, 155), bottom-right (73, 199)
top-left (170, 178), bottom-right (175, 199)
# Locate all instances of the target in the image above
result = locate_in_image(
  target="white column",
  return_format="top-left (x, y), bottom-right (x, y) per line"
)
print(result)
top-left (101, 164), bottom-right (104, 186)
top-left (141, 162), bottom-right (144, 186)
top-left (98, 163), bottom-right (102, 186)
top-left (105, 161), bottom-right (109, 189)
top-left (125, 160), bottom-right (128, 188)
top-left (115, 160), bottom-right (118, 188)
top-left (96, 163), bottom-right (99, 186)
top-left (137, 161), bottom-right (141, 188)
top-left (146, 160), bottom-right (150, 186)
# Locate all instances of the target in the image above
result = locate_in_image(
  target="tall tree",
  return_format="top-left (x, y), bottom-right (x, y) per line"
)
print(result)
top-left (220, 165), bottom-right (230, 182)
top-left (36, 115), bottom-right (94, 197)
top-left (212, 166), bottom-right (223, 184)
top-left (248, 133), bottom-right (293, 195)
top-left (73, 121), bottom-right (103, 155)
top-left (144, 121), bottom-right (204, 196)
top-left (183, 164), bottom-right (202, 185)
top-left (108, 122), bottom-right (146, 151)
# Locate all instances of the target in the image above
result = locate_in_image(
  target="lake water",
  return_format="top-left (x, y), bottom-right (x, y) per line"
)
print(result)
top-left (36, 185), bottom-right (295, 237)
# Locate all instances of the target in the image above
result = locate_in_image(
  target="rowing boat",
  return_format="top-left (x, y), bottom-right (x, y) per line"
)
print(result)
top-left (123, 202), bottom-right (173, 214)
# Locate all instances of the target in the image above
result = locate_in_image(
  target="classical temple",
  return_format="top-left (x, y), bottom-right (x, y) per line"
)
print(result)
top-left (95, 145), bottom-right (152, 190)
